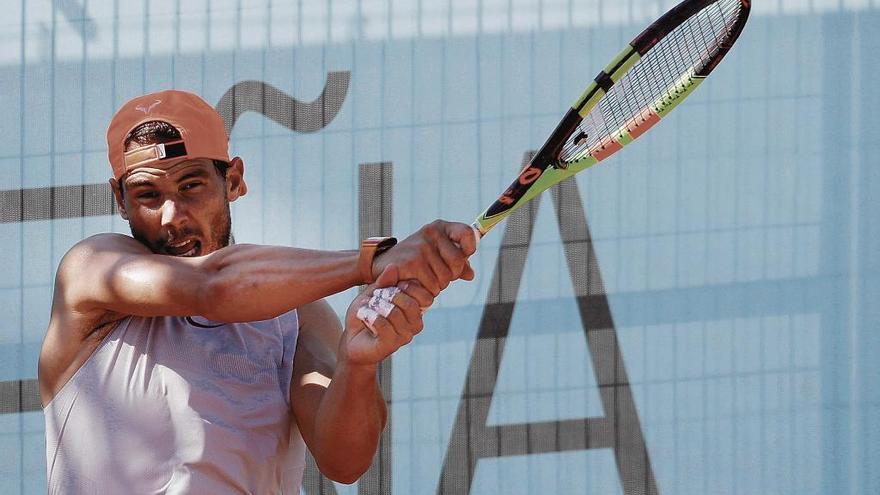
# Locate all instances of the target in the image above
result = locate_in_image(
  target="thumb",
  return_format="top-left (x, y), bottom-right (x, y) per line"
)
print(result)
top-left (374, 263), bottom-right (400, 288)
top-left (446, 223), bottom-right (481, 257)
top-left (460, 261), bottom-right (475, 281)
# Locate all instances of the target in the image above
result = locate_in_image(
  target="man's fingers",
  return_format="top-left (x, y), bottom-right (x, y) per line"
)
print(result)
top-left (389, 291), bottom-right (423, 326)
top-left (371, 287), bottom-right (424, 328)
top-left (445, 222), bottom-right (479, 257)
top-left (367, 291), bottom-right (396, 318)
top-left (416, 266), bottom-right (442, 297)
top-left (385, 306), bottom-right (415, 343)
top-left (435, 234), bottom-right (469, 280)
top-left (402, 252), bottom-right (441, 296)
top-left (373, 309), bottom-right (412, 346)
top-left (460, 261), bottom-right (475, 281)
top-left (356, 307), bottom-right (381, 337)
top-left (398, 280), bottom-right (434, 309)
top-left (355, 306), bottom-right (402, 342)
top-left (422, 245), bottom-right (453, 292)
top-left (373, 263), bottom-right (399, 288)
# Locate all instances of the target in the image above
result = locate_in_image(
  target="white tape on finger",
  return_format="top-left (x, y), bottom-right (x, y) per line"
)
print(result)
top-left (374, 287), bottom-right (400, 301)
top-left (367, 294), bottom-right (380, 311)
top-left (356, 306), bottom-right (380, 335)
top-left (375, 298), bottom-right (395, 318)
top-left (367, 294), bottom-right (394, 318)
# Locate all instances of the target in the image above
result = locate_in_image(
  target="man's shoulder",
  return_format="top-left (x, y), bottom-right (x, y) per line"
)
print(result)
top-left (42, 236), bottom-right (137, 404)
top-left (68, 233), bottom-right (144, 256)
top-left (51, 234), bottom-right (148, 317)
top-left (58, 234), bottom-right (145, 274)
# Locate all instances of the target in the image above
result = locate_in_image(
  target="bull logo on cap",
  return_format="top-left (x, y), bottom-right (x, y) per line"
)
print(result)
top-left (135, 99), bottom-right (162, 115)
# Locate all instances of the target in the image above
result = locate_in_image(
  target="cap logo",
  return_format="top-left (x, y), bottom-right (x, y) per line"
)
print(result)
top-left (135, 99), bottom-right (162, 115)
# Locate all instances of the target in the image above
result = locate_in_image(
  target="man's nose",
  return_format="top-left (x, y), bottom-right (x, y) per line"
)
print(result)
top-left (160, 199), bottom-right (187, 229)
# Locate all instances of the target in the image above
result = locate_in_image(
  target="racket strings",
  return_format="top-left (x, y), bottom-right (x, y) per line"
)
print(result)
top-left (559, 0), bottom-right (743, 164)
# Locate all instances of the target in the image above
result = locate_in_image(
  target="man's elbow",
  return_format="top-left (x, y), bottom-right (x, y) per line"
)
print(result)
top-left (313, 440), bottom-right (381, 485)
top-left (317, 460), bottom-right (371, 485)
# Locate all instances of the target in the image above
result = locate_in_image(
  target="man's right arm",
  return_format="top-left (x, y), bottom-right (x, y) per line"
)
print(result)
top-left (39, 233), bottom-right (376, 404)
top-left (40, 221), bottom-right (476, 405)
top-left (57, 233), bottom-right (364, 323)
top-left (60, 219), bottom-right (477, 323)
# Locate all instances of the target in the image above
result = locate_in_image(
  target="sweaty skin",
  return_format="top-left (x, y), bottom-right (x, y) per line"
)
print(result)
top-left (39, 156), bottom-right (477, 484)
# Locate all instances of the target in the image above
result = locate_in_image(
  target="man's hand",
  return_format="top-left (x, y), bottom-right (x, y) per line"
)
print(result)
top-left (372, 220), bottom-right (478, 296)
top-left (340, 265), bottom-right (435, 367)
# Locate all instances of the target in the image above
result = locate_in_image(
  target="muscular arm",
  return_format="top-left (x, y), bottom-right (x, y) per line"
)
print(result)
top-left (61, 233), bottom-right (364, 322)
top-left (290, 267), bottom-right (435, 484)
top-left (62, 218), bottom-right (478, 322)
top-left (41, 221), bottom-right (470, 406)
top-left (39, 233), bottom-right (364, 404)
top-left (290, 300), bottom-right (386, 484)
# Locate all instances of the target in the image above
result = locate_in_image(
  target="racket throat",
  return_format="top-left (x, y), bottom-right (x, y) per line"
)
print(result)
top-left (542, 107), bottom-right (585, 170)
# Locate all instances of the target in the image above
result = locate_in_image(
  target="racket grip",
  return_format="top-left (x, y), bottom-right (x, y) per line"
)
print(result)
top-left (470, 223), bottom-right (484, 247)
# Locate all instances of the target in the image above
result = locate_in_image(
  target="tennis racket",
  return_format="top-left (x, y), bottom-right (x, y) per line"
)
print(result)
top-left (471, 0), bottom-right (751, 238)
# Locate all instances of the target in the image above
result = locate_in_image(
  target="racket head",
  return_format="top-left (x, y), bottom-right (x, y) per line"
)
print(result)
top-left (473, 0), bottom-right (751, 236)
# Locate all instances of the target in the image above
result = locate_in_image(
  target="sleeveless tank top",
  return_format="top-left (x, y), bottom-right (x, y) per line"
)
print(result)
top-left (44, 310), bottom-right (305, 494)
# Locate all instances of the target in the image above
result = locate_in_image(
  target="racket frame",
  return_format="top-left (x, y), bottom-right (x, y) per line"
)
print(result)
top-left (473, 0), bottom-right (751, 236)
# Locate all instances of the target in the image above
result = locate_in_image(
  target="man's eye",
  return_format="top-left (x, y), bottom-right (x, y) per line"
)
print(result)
top-left (182, 182), bottom-right (202, 191)
top-left (138, 192), bottom-right (158, 200)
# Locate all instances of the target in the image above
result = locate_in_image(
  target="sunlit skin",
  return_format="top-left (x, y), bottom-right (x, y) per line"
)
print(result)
top-left (109, 157), bottom-right (247, 258)
top-left (41, 139), bottom-right (475, 485)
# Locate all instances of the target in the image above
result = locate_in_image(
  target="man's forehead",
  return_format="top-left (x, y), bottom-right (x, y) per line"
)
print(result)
top-left (123, 159), bottom-right (213, 185)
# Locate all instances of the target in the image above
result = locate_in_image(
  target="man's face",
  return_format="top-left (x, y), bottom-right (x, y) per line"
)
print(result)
top-left (115, 159), bottom-right (233, 257)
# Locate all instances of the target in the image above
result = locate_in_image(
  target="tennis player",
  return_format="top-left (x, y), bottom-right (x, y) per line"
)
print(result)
top-left (39, 89), bottom-right (477, 493)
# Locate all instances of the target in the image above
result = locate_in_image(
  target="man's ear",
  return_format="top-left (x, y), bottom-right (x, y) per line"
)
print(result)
top-left (226, 157), bottom-right (247, 202)
top-left (109, 178), bottom-right (129, 220)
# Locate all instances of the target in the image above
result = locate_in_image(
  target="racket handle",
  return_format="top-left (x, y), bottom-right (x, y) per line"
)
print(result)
top-left (470, 222), bottom-right (484, 246)
top-left (471, 222), bottom-right (486, 247)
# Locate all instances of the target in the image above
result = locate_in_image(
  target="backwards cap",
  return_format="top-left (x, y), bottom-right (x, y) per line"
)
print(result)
top-left (107, 89), bottom-right (231, 180)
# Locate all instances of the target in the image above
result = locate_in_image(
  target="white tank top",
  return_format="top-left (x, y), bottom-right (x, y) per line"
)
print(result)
top-left (44, 310), bottom-right (305, 494)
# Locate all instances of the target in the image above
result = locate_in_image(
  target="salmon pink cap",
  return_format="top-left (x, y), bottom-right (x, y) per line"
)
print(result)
top-left (107, 90), bottom-right (230, 180)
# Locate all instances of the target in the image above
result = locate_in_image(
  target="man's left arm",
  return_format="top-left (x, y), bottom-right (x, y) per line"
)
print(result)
top-left (290, 266), bottom-right (433, 484)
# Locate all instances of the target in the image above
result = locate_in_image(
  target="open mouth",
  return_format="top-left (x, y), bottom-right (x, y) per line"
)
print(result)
top-left (165, 239), bottom-right (201, 257)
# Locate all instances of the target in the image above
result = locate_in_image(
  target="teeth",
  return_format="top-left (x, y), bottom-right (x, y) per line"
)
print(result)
top-left (166, 239), bottom-right (197, 256)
